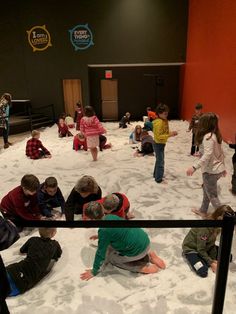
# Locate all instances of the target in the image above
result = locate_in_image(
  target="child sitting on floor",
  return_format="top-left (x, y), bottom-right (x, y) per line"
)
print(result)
top-left (83, 192), bottom-right (134, 220)
top-left (182, 205), bottom-right (234, 278)
top-left (5, 228), bottom-right (62, 296)
top-left (58, 118), bottom-right (73, 138)
top-left (37, 177), bottom-right (65, 218)
top-left (134, 129), bottom-right (154, 157)
top-left (80, 202), bottom-right (166, 281)
top-left (26, 130), bottom-right (51, 159)
top-left (129, 125), bottom-right (142, 144)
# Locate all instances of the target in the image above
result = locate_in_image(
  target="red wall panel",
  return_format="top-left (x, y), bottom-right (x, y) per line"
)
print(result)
top-left (181, 0), bottom-right (236, 141)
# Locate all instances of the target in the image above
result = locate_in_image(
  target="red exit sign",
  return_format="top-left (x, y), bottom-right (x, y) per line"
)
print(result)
top-left (105, 70), bottom-right (112, 79)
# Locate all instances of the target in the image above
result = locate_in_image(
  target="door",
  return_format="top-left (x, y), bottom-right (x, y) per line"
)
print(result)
top-left (63, 79), bottom-right (82, 117)
top-left (101, 79), bottom-right (118, 120)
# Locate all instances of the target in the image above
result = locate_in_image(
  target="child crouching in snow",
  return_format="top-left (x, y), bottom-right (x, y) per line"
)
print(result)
top-left (80, 201), bottom-right (166, 280)
top-left (182, 205), bottom-right (234, 278)
top-left (82, 192), bottom-right (134, 220)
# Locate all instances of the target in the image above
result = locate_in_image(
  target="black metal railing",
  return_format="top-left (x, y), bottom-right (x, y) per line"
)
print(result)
top-left (8, 214), bottom-right (236, 314)
top-left (28, 103), bottom-right (55, 131)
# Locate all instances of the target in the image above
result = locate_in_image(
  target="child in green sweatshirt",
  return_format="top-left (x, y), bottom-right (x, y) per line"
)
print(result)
top-left (80, 201), bottom-right (166, 280)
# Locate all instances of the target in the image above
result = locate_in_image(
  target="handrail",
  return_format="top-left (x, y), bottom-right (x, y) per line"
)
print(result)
top-left (17, 215), bottom-right (236, 314)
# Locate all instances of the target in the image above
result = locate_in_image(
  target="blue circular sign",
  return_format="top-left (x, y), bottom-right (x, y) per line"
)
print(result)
top-left (69, 24), bottom-right (94, 51)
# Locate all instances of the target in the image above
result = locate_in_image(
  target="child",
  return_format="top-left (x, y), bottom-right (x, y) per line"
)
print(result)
top-left (5, 228), bottom-right (62, 296)
top-left (74, 101), bottom-right (84, 130)
top-left (37, 177), bottom-right (65, 218)
top-left (129, 125), bottom-right (142, 144)
top-left (182, 205), bottom-right (234, 278)
top-left (64, 114), bottom-right (74, 128)
top-left (227, 137), bottom-right (236, 195)
top-left (0, 255), bottom-right (10, 313)
top-left (99, 134), bottom-right (112, 151)
top-left (135, 129), bottom-right (154, 156)
top-left (146, 106), bottom-right (157, 122)
top-left (0, 174), bottom-right (41, 226)
top-left (80, 202), bottom-right (166, 281)
top-left (73, 131), bottom-right (88, 151)
top-left (80, 106), bottom-right (106, 161)
top-left (64, 175), bottom-right (102, 221)
top-left (83, 192), bottom-right (133, 220)
top-left (187, 103), bottom-right (203, 156)
top-left (26, 130), bottom-right (51, 159)
top-left (186, 113), bottom-right (226, 217)
top-left (58, 118), bottom-right (73, 137)
top-left (73, 133), bottom-right (111, 152)
top-left (119, 112), bottom-right (131, 128)
top-left (153, 103), bottom-right (178, 183)
top-left (0, 93), bottom-right (12, 149)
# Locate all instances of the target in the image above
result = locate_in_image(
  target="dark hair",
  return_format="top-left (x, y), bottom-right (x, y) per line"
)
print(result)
top-left (195, 112), bottom-right (222, 145)
top-left (45, 177), bottom-right (58, 188)
top-left (21, 174), bottom-right (40, 192)
top-left (84, 106), bottom-right (95, 117)
top-left (146, 107), bottom-right (152, 111)
top-left (76, 101), bottom-right (82, 108)
top-left (155, 103), bottom-right (169, 114)
top-left (195, 103), bottom-right (203, 110)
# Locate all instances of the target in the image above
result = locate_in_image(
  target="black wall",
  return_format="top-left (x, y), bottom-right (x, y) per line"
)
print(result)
top-left (89, 66), bottom-right (181, 120)
top-left (0, 0), bottom-right (188, 118)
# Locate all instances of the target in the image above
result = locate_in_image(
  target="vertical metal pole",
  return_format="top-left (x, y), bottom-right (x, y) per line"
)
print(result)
top-left (212, 213), bottom-right (235, 314)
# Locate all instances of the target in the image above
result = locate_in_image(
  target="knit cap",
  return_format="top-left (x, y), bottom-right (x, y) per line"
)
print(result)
top-left (103, 194), bottom-right (120, 211)
top-left (84, 201), bottom-right (103, 219)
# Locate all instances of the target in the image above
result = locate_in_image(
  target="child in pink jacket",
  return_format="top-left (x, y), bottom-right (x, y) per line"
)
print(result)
top-left (80, 106), bottom-right (106, 161)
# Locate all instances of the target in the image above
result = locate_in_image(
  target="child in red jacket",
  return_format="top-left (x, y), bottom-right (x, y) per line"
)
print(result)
top-left (73, 132), bottom-right (88, 151)
top-left (83, 192), bottom-right (134, 220)
top-left (0, 174), bottom-right (41, 228)
top-left (26, 130), bottom-right (51, 159)
top-left (58, 118), bottom-right (73, 138)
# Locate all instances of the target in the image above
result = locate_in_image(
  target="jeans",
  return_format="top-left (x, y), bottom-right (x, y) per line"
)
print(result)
top-left (153, 143), bottom-right (165, 183)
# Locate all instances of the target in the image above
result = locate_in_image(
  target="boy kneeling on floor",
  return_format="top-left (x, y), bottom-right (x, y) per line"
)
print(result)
top-left (80, 201), bottom-right (166, 280)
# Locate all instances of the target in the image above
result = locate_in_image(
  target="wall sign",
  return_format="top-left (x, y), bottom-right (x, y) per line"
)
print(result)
top-left (69, 24), bottom-right (94, 51)
top-left (27, 25), bottom-right (52, 52)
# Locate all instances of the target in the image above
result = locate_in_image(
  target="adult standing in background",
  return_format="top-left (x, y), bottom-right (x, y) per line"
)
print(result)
top-left (0, 93), bottom-right (12, 149)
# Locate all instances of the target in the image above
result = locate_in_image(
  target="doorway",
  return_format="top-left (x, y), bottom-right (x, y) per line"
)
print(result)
top-left (62, 79), bottom-right (82, 117)
top-left (101, 79), bottom-right (118, 120)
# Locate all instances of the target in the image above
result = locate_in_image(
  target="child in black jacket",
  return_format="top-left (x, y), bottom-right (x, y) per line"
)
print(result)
top-left (227, 138), bottom-right (236, 194)
top-left (5, 228), bottom-right (62, 296)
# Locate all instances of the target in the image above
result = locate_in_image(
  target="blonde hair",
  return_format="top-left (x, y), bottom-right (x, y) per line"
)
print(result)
top-left (32, 130), bottom-right (40, 137)
top-left (75, 175), bottom-right (99, 194)
top-left (39, 228), bottom-right (57, 238)
top-left (209, 205), bottom-right (234, 220)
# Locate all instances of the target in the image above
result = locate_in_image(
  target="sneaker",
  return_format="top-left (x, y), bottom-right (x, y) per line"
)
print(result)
top-left (7, 142), bottom-right (13, 146)
top-left (4, 143), bottom-right (9, 149)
